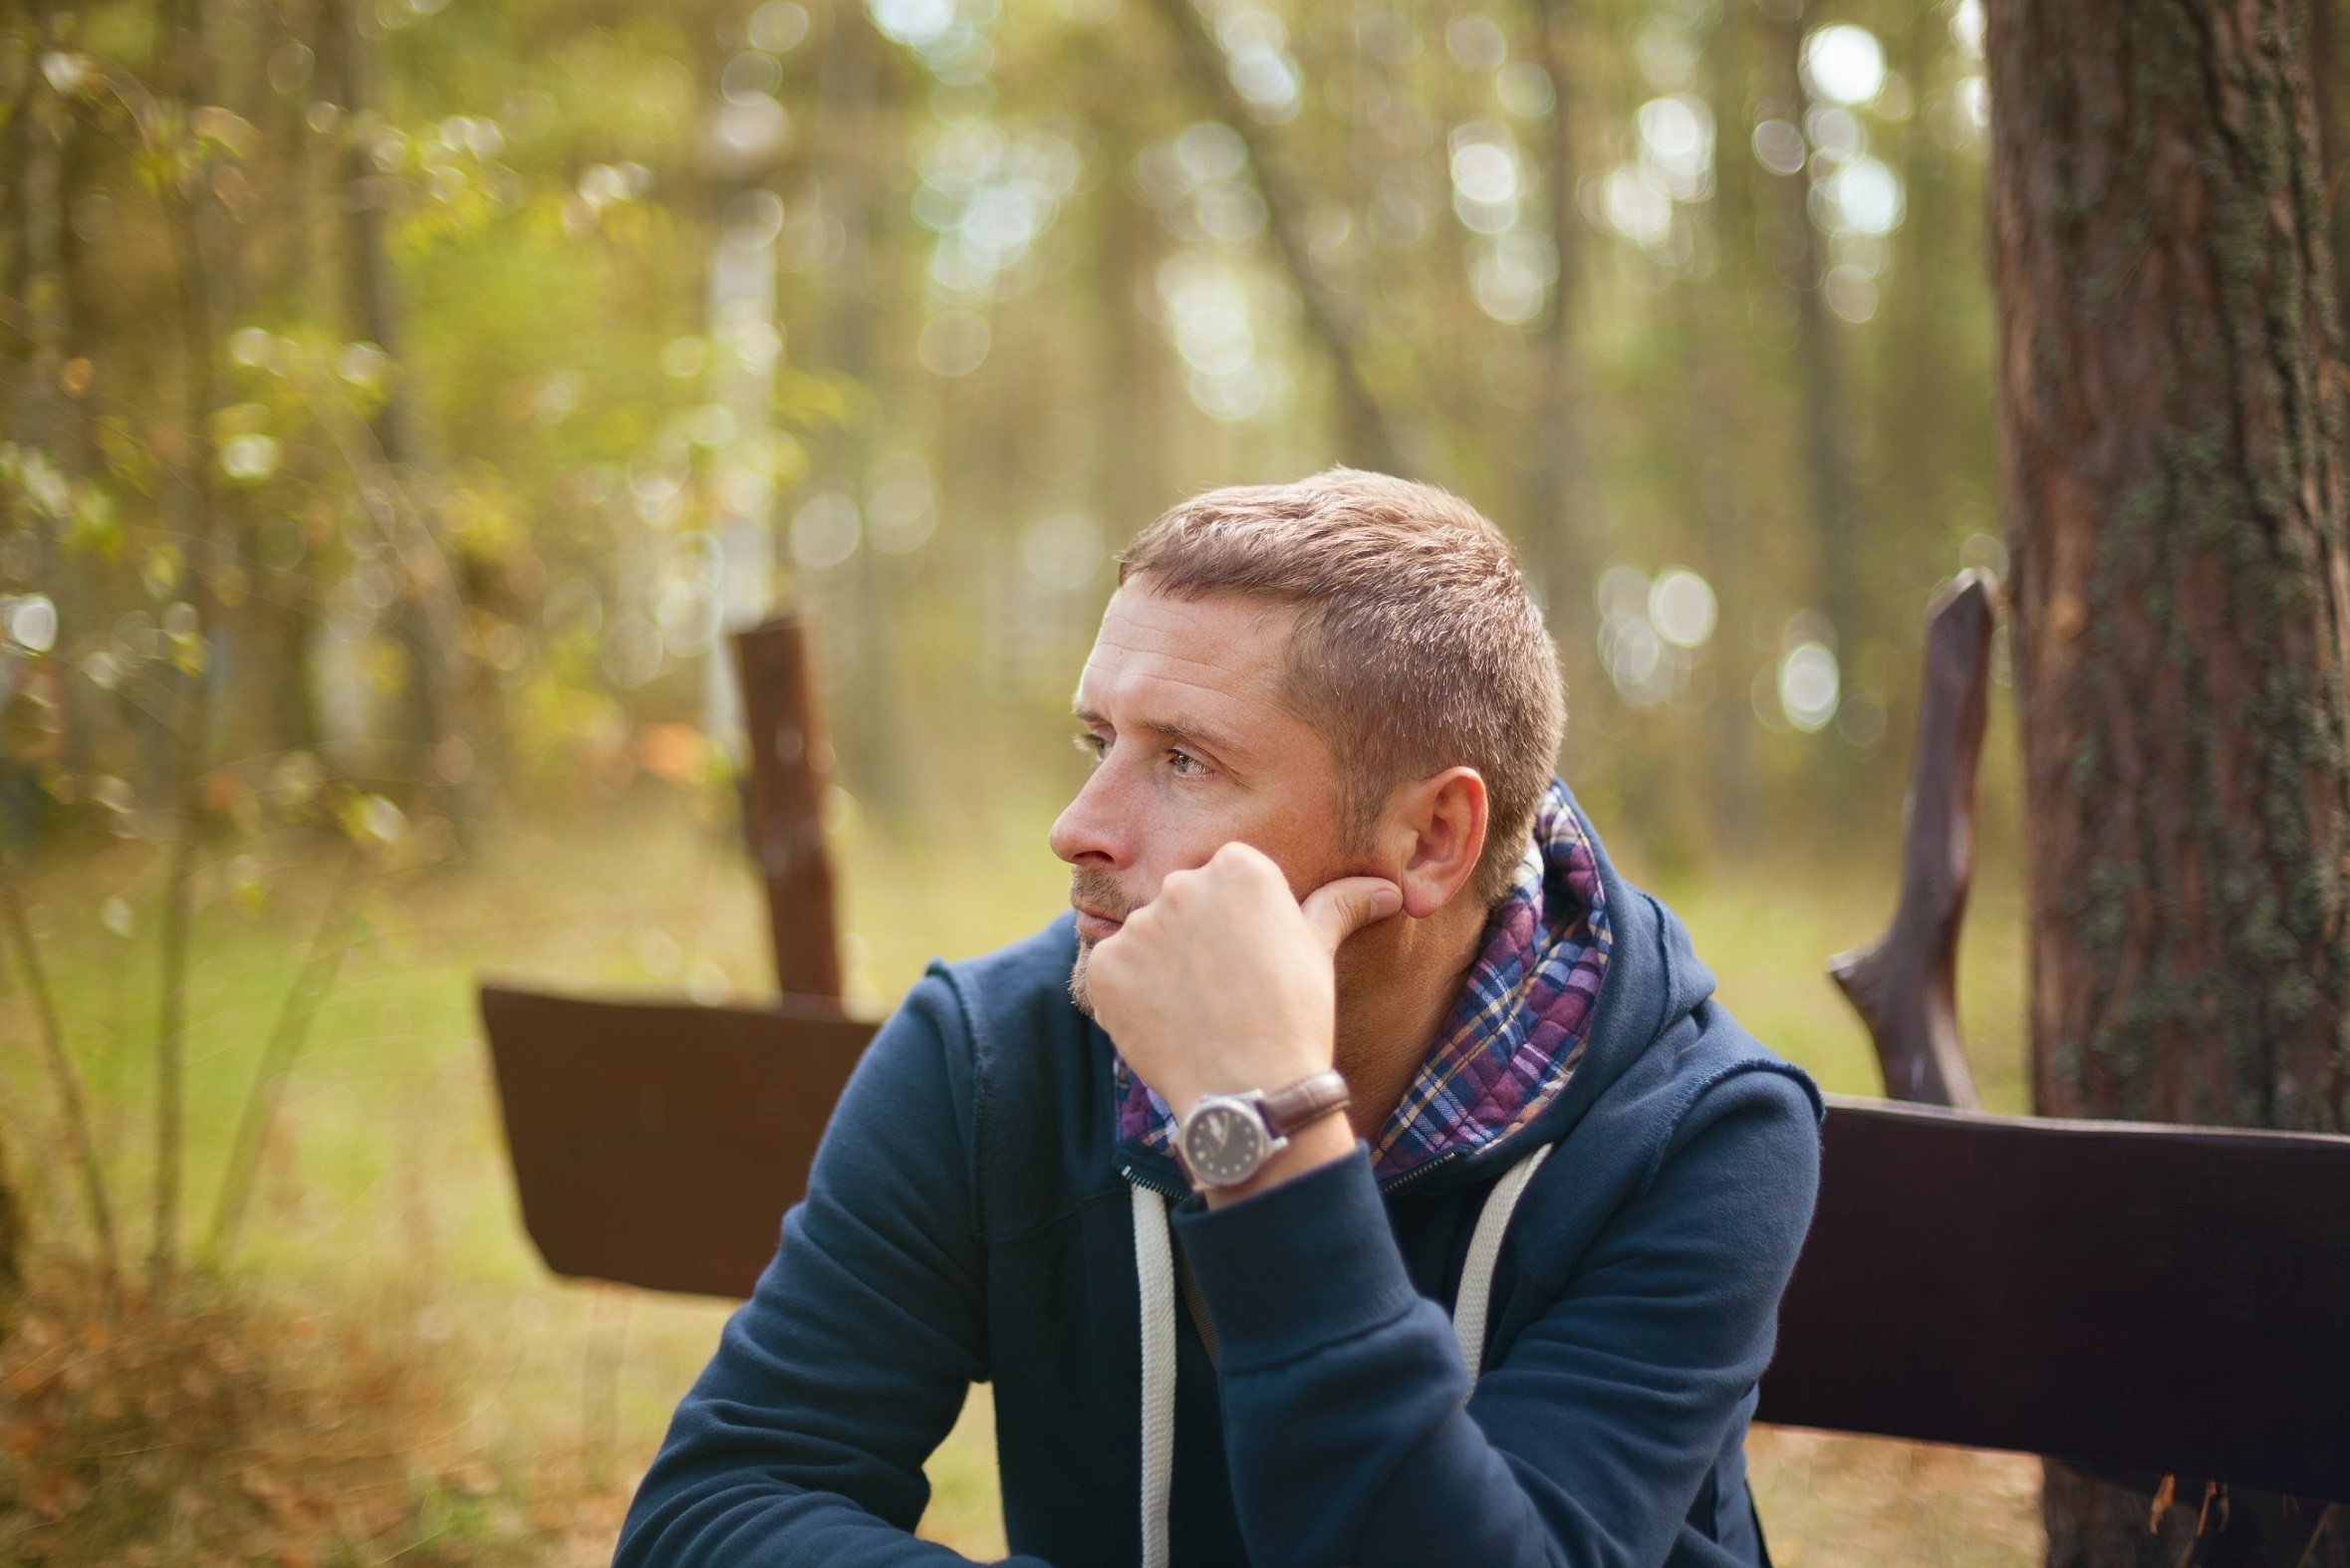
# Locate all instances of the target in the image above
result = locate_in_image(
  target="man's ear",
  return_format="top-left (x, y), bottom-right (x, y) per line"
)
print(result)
top-left (1386, 767), bottom-right (1489, 919)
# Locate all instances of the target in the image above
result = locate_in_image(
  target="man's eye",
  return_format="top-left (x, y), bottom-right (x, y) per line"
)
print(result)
top-left (1075, 731), bottom-right (1109, 762)
top-left (1170, 750), bottom-right (1209, 777)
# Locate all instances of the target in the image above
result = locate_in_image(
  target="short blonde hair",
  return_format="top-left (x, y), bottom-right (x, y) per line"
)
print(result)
top-left (1119, 468), bottom-right (1563, 903)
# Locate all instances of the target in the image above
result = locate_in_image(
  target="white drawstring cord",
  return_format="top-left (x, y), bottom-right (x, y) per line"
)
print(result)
top-left (1130, 1143), bottom-right (1551, 1565)
top-left (1451, 1143), bottom-right (1552, 1401)
top-left (1133, 1181), bottom-right (1177, 1568)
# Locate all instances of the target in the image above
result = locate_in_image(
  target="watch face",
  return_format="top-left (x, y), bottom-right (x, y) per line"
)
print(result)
top-left (1182, 1102), bottom-right (1267, 1186)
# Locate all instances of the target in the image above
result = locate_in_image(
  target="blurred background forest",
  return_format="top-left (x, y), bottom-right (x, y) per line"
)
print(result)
top-left (0, 0), bottom-right (2056, 1558)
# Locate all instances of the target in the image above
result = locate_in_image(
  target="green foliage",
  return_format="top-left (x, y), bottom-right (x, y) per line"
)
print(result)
top-left (0, 0), bottom-right (2008, 868)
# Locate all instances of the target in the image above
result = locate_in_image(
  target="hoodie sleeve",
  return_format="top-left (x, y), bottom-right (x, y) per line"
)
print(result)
top-left (613, 973), bottom-right (1050, 1568)
top-left (1174, 1061), bottom-right (1821, 1568)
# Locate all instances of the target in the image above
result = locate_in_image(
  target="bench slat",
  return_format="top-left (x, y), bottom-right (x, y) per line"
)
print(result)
top-left (1757, 1096), bottom-right (2350, 1501)
top-left (479, 983), bottom-right (874, 1301)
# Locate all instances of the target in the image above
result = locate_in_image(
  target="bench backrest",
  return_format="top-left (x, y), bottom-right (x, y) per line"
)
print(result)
top-left (1762, 1096), bottom-right (2350, 1501)
top-left (476, 994), bottom-right (2350, 1502)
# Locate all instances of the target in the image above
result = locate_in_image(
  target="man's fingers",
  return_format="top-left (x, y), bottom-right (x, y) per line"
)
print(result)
top-left (1300, 876), bottom-right (1403, 951)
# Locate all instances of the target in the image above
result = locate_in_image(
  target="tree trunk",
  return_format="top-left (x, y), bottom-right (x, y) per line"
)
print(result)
top-left (16, 1), bottom-right (105, 784)
top-left (1144, 0), bottom-right (1407, 475)
top-left (1091, 68), bottom-right (1168, 540)
top-left (1524, 0), bottom-right (1598, 717)
top-left (331, 0), bottom-right (480, 822)
top-left (341, 0), bottom-right (420, 737)
top-left (2313, 0), bottom-right (2350, 324)
top-left (1752, 0), bottom-right (1864, 657)
top-left (1986, 0), bottom-right (2350, 1560)
top-left (147, 0), bottom-right (233, 1294)
top-left (803, 0), bottom-right (904, 815)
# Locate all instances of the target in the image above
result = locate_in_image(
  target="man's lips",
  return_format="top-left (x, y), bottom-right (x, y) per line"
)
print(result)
top-left (1073, 905), bottom-right (1125, 942)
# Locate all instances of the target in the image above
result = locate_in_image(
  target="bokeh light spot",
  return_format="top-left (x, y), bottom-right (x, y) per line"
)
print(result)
top-left (1779, 642), bottom-right (1841, 732)
top-left (1803, 25), bottom-right (1886, 108)
top-left (1649, 569), bottom-right (1716, 649)
top-left (918, 311), bottom-right (992, 376)
top-left (790, 492), bottom-right (862, 570)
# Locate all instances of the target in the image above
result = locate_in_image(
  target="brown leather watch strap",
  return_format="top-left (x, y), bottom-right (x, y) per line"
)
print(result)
top-left (1258, 1069), bottom-right (1352, 1140)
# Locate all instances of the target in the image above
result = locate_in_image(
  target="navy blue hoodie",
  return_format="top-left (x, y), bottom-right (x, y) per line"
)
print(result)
top-left (617, 810), bottom-right (1822, 1567)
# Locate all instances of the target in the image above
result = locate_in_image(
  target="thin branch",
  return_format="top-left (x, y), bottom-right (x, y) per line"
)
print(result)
top-left (0, 864), bottom-right (123, 1289)
top-left (1142, 0), bottom-right (1409, 475)
top-left (203, 843), bottom-right (367, 1263)
top-left (0, 1099), bottom-right (21, 1337)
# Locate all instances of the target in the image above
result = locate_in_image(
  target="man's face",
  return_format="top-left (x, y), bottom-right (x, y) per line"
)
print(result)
top-left (1050, 583), bottom-right (1354, 1011)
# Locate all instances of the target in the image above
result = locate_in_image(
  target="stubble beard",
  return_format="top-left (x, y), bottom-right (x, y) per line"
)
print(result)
top-left (1065, 865), bottom-right (1132, 1018)
top-left (1067, 941), bottom-right (1096, 1017)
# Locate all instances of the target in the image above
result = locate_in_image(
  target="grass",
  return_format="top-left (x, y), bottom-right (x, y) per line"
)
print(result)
top-left (1, 777), bottom-right (2040, 1562)
top-left (0, 1262), bottom-right (618, 1566)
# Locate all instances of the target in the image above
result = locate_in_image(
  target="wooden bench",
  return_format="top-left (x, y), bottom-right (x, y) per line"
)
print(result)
top-left (478, 612), bottom-right (2350, 1507)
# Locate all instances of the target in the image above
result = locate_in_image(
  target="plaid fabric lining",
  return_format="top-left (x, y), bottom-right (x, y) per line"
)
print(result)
top-left (1114, 778), bottom-right (1613, 1182)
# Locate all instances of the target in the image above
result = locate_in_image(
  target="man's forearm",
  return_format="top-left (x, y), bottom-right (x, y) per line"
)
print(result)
top-left (1175, 1075), bottom-right (1818, 1568)
top-left (1176, 1151), bottom-right (1559, 1567)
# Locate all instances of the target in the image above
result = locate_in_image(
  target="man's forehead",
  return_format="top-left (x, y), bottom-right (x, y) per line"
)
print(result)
top-left (1074, 586), bottom-right (1296, 711)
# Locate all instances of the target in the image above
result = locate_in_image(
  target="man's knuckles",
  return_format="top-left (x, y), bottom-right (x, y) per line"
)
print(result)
top-left (1208, 841), bottom-right (1291, 894)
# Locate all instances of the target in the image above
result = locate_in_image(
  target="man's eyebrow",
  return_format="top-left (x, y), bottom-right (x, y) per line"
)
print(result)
top-left (1069, 703), bottom-right (1244, 758)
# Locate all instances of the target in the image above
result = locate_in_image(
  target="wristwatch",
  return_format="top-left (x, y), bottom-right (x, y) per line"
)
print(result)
top-left (1175, 1070), bottom-right (1352, 1189)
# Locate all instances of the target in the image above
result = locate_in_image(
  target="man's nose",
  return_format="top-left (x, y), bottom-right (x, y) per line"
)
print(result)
top-left (1049, 755), bottom-right (1132, 868)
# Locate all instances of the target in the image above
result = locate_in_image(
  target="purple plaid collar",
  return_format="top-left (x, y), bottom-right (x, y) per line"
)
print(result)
top-left (1115, 778), bottom-right (1613, 1183)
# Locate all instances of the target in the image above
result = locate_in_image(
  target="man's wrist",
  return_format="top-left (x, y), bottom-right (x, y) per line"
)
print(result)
top-left (1175, 1069), bottom-right (1350, 1196)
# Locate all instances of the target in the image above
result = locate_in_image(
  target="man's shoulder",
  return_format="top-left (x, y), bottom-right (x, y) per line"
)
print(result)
top-left (902, 911), bottom-right (1119, 1228)
top-left (1546, 871), bottom-right (1820, 1191)
top-left (922, 911), bottom-right (1082, 1026)
top-left (902, 912), bottom-right (1093, 1086)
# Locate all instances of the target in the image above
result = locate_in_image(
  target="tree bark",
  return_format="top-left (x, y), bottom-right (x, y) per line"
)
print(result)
top-left (1986, 0), bottom-right (2350, 1559)
top-left (2312, 0), bottom-right (2350, 325)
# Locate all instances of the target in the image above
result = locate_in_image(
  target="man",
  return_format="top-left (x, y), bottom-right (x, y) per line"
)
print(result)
top-left (618, 470), bottom-right (1821, 1567)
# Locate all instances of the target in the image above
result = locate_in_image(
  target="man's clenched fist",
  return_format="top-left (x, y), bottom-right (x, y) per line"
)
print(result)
top-left (1084, 842), bottom-right (1399, 1199)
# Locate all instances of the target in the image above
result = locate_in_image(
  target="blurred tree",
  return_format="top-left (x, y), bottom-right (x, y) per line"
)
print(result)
top-left (0, 0), bottom-right (2036, 1246)
top-left (1521, 0), bottom-right (1595, 691)
top-left (1147, 0), bottom-right (1407, 475)
top-left (330, 0), bottom-right (484, 823)
top-left (802, 0), bottom-right (904, 810)
top-left (145, 0), bottom-right (235, 1292)
top-left (1749, 0), bottom-right (1861, 658)
top-left (1987, 0), bottom-right (2350, 1561)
